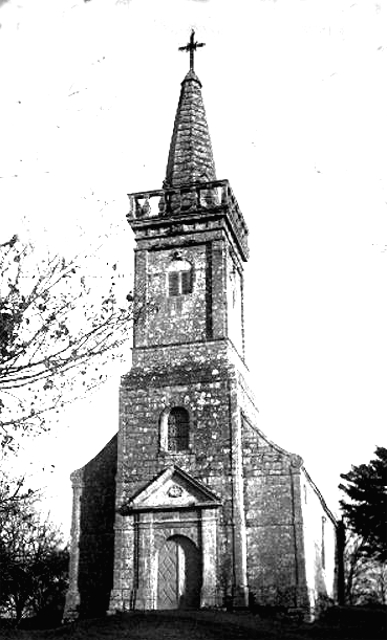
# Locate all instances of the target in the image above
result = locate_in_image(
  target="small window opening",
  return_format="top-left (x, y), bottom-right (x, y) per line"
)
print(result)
top-left (167, 259), bottom-right (193, 297)
top-left (168, 407), bottom-right (189, 452)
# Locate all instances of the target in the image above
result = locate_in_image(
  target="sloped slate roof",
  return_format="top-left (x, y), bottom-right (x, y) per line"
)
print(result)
top-left (165, 69), bottom-right (217, 188)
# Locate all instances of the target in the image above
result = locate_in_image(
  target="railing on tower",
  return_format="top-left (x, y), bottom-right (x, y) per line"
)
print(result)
top-left (127, 179), bottom-right (249, 259)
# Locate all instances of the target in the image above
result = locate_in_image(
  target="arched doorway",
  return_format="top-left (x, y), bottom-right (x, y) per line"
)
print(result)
top-left (157, 535), bottom-right (201, 610)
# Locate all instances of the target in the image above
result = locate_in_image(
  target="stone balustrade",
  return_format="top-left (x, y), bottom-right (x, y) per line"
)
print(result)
top-left (127, 179), bottom-right (249, 259)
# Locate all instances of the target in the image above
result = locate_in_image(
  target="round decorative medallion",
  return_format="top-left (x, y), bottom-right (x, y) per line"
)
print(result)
top-left (167, 485), bottom-right (183, 498)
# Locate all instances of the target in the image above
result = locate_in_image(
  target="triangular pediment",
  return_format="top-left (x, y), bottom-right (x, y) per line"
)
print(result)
top-left (127, 466), bottom-right (221, 511)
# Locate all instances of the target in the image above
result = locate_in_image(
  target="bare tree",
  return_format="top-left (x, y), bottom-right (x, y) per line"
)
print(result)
top-left (0, 234), bottom-right (133, 450)
top-left (0, 471), bottom-right (36, 519)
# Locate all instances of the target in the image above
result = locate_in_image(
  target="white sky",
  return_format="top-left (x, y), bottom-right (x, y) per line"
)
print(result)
top-left (0, 0), bottom-right (386, 536)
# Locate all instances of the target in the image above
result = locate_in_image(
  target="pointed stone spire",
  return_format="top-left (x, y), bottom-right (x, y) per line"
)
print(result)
top-left (164, 68), bottom-right (217, 189)
top-left (127, 34), bottom-right (249, 261)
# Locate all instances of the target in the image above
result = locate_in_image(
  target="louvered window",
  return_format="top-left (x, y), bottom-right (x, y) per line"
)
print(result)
top-left (168, 407), bottom-right (189, 452)
top-left (181, 269), bottom-right (192, 294)
top-left (168, 271), bottom-right (180, 297)
top-left (167, 259), bottom-right (193, 297)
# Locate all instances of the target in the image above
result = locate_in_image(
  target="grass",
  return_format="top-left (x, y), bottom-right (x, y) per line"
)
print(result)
top-left (0, 608), bottom-right (385, 640)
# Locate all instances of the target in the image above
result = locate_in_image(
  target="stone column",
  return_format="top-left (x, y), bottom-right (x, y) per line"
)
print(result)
top-left (108, 513), bottom-right (136, 613)
top-left (200, 507), bottom-right (219, 607)
top-left (229, 378), bottom-right (249, 608)
top-left (290, 459), bottom-right (309, 611)
top-left (132, 249), bottom-right (148, 349)
top-left (63, 469), bottom-right (84, 621)
top-left (133, 512), bottom-right (156, 609)
top-left (210, 239), bottom-right (228, 340)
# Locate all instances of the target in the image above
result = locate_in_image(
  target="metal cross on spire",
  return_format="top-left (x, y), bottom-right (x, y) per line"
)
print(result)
top-left (178, 30), bottom-right (205, 72)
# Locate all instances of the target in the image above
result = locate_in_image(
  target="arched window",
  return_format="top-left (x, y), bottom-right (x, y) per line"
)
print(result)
top-left (167, 407), bottom-right (189, 452)
top-left (167, 259), bottom-right (193, 297)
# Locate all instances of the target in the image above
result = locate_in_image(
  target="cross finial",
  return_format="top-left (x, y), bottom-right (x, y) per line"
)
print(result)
top-left (178, 30), bottom-right (205, 72)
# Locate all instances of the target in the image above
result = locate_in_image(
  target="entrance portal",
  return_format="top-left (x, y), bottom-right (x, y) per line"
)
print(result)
top-left (157, 535), bottom-right (201, 609)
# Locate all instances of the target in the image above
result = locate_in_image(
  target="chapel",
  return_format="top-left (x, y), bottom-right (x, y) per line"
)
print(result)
top-left (64, 32), bottom-right (340, 621)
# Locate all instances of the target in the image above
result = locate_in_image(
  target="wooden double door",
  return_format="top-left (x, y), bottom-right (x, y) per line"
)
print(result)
top-left (157, 535), bottom-right (201, 610)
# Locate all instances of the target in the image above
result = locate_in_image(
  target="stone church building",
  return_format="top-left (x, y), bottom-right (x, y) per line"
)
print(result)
top-left (64, 37), bottom-right (340, 621)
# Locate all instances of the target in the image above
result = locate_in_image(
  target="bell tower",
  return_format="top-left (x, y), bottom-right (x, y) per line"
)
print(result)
top-left (128, 62), bottom-right (249, 363)
top-left (109, 32), bottom-right (252, 612)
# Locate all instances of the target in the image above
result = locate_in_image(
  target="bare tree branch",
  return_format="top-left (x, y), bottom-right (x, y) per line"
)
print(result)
top-left (0, 235), bottom-right (135, 449)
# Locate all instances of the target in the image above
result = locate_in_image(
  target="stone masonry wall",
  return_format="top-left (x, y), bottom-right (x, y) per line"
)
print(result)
top-left (299, 467), bottom-right (337, 616)
top-left (112, 350), bottom-right (312, 612)
top-left (112, 358), bottom-right (251, 609)
top-left (117, 364), bottom-right (233, 504)
top-left (238, 377), bottom-right (309, 611)
top-left (132, 225), bottom-right (244, 354)
top-left (110, 208), bottom-right (251, 610)
top-left (144, 244), bottom-right (208, 346)
top-left (226, 248), bottom-right (244, 357)
top-left (131, 338), bottom-right (243, 373)
top-left (75, 436), bottom-right (117, 618)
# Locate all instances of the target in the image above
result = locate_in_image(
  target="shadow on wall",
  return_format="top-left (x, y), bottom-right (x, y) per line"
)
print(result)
top-left (78, 435), bottom-right (118, 617)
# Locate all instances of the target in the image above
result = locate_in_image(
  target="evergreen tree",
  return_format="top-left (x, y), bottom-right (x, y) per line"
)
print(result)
top-left (339, 447), bottom-right (387, 562)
